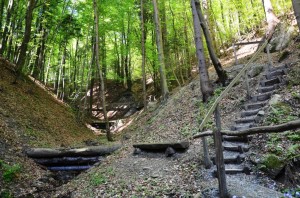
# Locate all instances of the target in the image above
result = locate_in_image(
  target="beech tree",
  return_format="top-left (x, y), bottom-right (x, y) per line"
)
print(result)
top-left (152, 0), bottom-right (169, 101)
top-left (15, 0), bottom-right (36, 81)
top-left (93, 0), bottom-right (113, 141)
top-left (191, 0), bottom-right (213, 102)
top-left (262, 0), bottom-right (280, 38)
top-left (194, 0), bottom-right (227, 86)
top-left (292, 0), bottom-right (300, 32)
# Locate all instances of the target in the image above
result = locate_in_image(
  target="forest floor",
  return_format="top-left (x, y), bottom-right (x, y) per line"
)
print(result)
top-left (53, 36), bottom-right (300, 197)
top-left (1, 29), bottom-right (300, 197)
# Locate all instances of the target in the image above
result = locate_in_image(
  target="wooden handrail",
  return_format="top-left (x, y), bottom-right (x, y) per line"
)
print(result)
top-left (199, 40), bottom-right (268, 132)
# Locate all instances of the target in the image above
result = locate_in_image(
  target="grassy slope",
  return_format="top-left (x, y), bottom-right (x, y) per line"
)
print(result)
top-left (0, 57), bottom-right (104, 196)
top-left (0, 58), bottom-right (101, 148)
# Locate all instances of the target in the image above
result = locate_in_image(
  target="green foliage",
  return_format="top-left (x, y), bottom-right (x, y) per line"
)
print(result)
top-left (0, 190), bottom-right (13, 198)
top-left (288, 67), bottom-right (300, 87)
top-left (0, 160), bottom-right (21, 183)
top-left (90, 173), bottom-right (107, 186)
top-left (261, 154), bottom-right (284, 169)
top-left (265, 102), bottom-right (296, 125)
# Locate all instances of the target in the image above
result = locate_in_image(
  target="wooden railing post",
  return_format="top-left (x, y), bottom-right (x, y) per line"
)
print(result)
top-left (233, 43), bottom-right (238, 65)
top-left (202, 137), bottom-right (212, 169)
top-left (266, 43), bottom-right (273, 69)
top-left (214, 105), bottom-right (228, 198)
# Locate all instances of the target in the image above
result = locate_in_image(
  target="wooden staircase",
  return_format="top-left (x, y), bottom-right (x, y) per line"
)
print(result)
top-left (214, 64), bottom-right (288, 176)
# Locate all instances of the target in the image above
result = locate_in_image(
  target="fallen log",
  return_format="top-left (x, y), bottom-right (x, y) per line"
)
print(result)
top-left (133, 141), bottom-right (189, 151)
top-left (193, 119), bottom-right (300, 139)
top-left (33, 156), bottom-right (102, 166)
top-left (47, 165), bottom-right (92, 171)
top-left (26, 145), bottom-right (121, 158)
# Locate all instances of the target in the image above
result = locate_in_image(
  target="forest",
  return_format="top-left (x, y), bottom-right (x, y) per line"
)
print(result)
top-left (1, 0), bottom-right (300, 197)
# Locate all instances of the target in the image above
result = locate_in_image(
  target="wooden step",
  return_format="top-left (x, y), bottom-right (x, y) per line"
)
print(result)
top-left (240, 109), bottom-right (260, 117)
top-left (133, 141), bottom-right (189, 151)
top-left (268, 64), bottom-right (288, 72)
top-left (212, 154), bottom-right (245, 165)
top-left (235, 116), bottom-right (258, 124)
top-left (223, 135), bottom-right (250, 142)
top-left (223, 144), bottom-right (250, 153)
top-left (257, 84), bottom-right (279, 93)
top-left (213, 166), bottom-right (251, 177)
top-left (264, 69), bottom-right (287, 80)
top-left (250, 92), bottom-right (273, 102)
top-left (243, 101), bottom-right (267, 110)
top-left (260, 77), bottom-right (281, 87)
top-left (231, 123), bottom-right (256, 131)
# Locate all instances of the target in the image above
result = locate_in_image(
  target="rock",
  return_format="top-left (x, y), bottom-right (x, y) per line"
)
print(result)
top-left (269, 23), bottom-right (297, 52)
top-left (269, 94), bottom-right (282, 105)
top-left (133, 148), bottom-right (141, 155)
top-left (259, 154), bottom-right (286, 179)
top-left (258, 110), bottom-right (265, 116)
top-left (249, 65), bottom-right (264, 78)
top-left (165, 147), bottom-right (176, 157)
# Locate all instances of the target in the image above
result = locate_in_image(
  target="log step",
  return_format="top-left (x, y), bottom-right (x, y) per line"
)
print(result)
top-left (213, 166), bottom-right (251, 177)
top-left (260, 77), bottom-right (281, 87)
top-left (33, 156), bottom-right (102, 166)
top-left (223, 135), bottom-right (250, 142)
top-left (47, 165), bottom-right (92, 171)
top-left (235, 116), bottom-right (258, 124)
top-left (231, 123), bottom-right (254, 131)
top-left (257, 84), bottom-right (279, 93)
top-left (223, 144), bottom-right (250, 153)
top-left (212, 154), bottom-right (245, 165)
top-left (240, 109), bottom-right (260, 117)
top-left (264, 69), bottom-right (287, 80)
top-left (243, 101), bottom-right (267, 110)
top-left (250, 92), bottom-right (273, 102)
top-left (268, 64), bottom-right (288, 72)
top-left (133, 141), bottom-right (189, 151)
top-left (225, 166), bottom-right (251, 175)
top-left (26, 145), bottom-right (121, 158)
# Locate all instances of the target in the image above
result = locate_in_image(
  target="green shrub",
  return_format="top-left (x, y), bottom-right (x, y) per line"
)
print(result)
top-left (0, 160), bottom-right (21, 183)
top-left (90, 173), bottom-right (106, 186)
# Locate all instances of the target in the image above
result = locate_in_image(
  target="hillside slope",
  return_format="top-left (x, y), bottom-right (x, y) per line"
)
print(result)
top-left (0, 58), bottom-right (101, 197)
top-left (54, 36), bottom-right (300, 197)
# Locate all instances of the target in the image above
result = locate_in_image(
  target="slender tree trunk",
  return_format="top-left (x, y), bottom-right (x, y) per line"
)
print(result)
top-left (93, 0), bottom-right (113, 141)
top-left (89, 40), bottom-right (96, 115)
top-left (292, 0), bottom-right (300, 32)
top-left (14, 0), bottom-right (36, 82)
top-left (0, 0), bottom-right (5, 34)
top-left (0, 0), bottom-right (14, 56)
top-left (262, 0), bottom-right (280, 39)
top-left (152, 0), bottom-right (169, 101)
top-left (191, 0), bottom-right (213, 102)
top-left (140, 0), bottom-right (147, 110)
top-left (195, 0), bottom-right (227, 86)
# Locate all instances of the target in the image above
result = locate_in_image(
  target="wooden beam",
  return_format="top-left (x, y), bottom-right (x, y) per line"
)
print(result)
top-left (193, 119), bottom-right (300, 138)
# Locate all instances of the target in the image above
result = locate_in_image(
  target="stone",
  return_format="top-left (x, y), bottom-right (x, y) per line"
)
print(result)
top-left (133, 148), bottom-right (142, 155)
top-left (165, 147), bottom-right (176, 157)
top-left (258, 110), bottom-right (265, 116)
top-left (269, 94), bottom-right (282, 105)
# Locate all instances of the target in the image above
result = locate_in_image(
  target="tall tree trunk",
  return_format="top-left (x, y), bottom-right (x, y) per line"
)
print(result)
top-left (191, 0), bottom-right (213, 102)
top-left (93, 0), bottom-right (113, 141)
top-left (15, 0), bottom-right (36, 82)
top-left (152, 0), bottom-right (169, 101)
top-left (140, 0), bottom-right (147, 110)
top-left (292, 0), bottom-right (300, 32)
top-left (0, 0), bottom-right (5, 34)
top-left (0, 0), bottom-right (14, 56)
top-left (262, 0), bottom-right (280, 39)
top-left (195, 0), bottom-right (227, 86)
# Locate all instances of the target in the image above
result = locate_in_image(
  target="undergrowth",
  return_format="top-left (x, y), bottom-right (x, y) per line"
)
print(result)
top-left (0, 160), bottom-right (21, 183)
